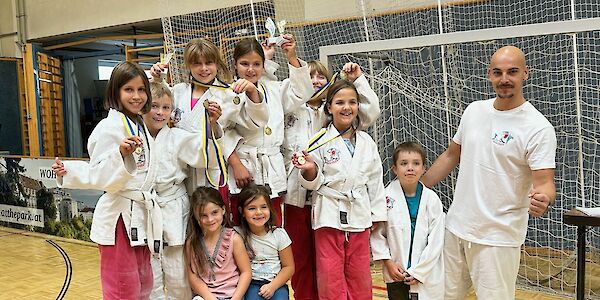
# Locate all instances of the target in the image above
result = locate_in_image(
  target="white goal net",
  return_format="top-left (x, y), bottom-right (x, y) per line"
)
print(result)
top-left (161, 0), bottom-right (600, 297)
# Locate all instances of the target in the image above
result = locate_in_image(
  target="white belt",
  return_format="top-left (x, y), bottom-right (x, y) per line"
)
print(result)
top-left (154, 184), bottom-right (187, 206)
top-left (237, 144), bottom-right (281, 156)
top-left (119, 190), bottom-right (163, 255)
top-left (316, 184), bottom-right (351, 201)
top-left (239, 145), bottom-right (284, 188)
top-left (316, 184), bottom-right (365, 229)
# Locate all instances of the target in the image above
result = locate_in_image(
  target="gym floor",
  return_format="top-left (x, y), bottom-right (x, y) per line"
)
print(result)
top-left (0, 226), bottom-right (569, 299)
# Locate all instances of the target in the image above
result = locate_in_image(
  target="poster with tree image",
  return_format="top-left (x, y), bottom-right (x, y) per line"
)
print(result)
top-left (0, 156), bottom-right (101, 241)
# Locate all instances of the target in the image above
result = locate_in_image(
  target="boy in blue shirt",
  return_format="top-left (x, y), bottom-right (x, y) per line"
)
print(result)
top-left (371, 141), bottom-right (445, 300)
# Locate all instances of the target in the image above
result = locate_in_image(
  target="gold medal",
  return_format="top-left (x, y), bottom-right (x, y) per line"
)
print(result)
top-left (233, 96), bottom-right (241, 105)
top-left (264, 126), bottom-right (272, 135)
top-left (135, 146), bottom-right (143, 155)
top-left (297, 155), bottom-right (306, 165)
top-left (203, 99), bottom-right (210, 109)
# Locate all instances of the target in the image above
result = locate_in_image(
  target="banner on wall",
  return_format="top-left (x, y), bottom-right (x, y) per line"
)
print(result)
top-left (0, 156), bottom-right (102, 240)
top-left (0, 204), bottom-right (44, 227)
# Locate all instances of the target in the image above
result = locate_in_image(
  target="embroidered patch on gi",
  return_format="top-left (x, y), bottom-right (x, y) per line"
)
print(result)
top-left (131, 228), bottom-right (138, 241)
top-left (172, 108), bottom-right (183, 124)
top-left (284, 114), bottom-right (298, 129)
top-left (340, 211), bottom-right (348, 224)
top-left (386, 196), bottom-right (395, 209)
top-left (136, 149), bottom-right (146, 170)
top-left (492, 130), bottom-right (514, 145)
top-left (323, 147), bottom-right (340, 164)
top-left (154, 240), bottom-right (161, 253)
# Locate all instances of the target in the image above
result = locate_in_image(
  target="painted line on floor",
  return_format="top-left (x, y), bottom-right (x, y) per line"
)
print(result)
top-left (47, 239), bottom-right (72, 300)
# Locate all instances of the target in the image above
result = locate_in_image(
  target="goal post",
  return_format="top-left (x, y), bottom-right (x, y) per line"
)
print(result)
top-left (318, 17), bottom-right (600, 68)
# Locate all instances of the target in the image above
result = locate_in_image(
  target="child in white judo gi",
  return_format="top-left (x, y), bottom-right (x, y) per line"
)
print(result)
top-left (54, 81), bottom-right (222, 300)
top-left (144, 82), bottom-right (222, 300)
top-left (291, 79), bottom-right (386, 300)
top-left (370, 141), bottom-right (445, 300)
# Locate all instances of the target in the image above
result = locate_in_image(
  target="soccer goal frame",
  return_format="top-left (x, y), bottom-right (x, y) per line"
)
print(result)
top-left (319, 16), bottom-right (600, 209)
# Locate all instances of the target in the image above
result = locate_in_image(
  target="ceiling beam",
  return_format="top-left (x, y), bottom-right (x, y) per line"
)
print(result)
top-left (44, 33), bottom-right (163, 50)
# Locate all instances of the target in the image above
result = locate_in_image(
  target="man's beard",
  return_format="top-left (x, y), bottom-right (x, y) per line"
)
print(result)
top-left (496, 85), bottom-right (514, 99)
top-left (497, 92), bottom-right (514, 99)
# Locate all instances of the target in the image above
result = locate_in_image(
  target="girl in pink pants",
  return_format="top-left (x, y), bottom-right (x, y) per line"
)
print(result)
top-left (292, 79), bottom-right (387, 300)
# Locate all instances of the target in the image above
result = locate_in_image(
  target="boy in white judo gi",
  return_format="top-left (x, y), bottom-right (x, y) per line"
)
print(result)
top-left (370, 141), bottom-right (445, 300)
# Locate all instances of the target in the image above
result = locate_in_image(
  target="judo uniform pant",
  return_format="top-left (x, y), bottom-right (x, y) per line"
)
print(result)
top-left (284, 204), bottom-right (318, 300)
top-left (98, 216), bottom-right (153, 300)
top-left (150, 245), bottom-right (192, 299)
top-left (315, 227), bottom-right (372, 300)
top-left (444, 229), bottom-right (520, 300)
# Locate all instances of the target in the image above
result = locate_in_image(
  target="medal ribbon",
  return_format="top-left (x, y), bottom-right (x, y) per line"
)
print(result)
top-left (305, 125), bottom-right (353, 154)
top-left (192, 77), bottom-right (243, 105)
top-left (259, 83), bottom-right (268, 103)
top-left (120, 113), bottom-right (140, 137)
top-left (309, 71), bottom-right (345, 101)
top-left (191, 77), bottom-right (231, 91)
top-left (190, 78), bottom-right (230, 187)
top-left (201, 108), bottom-right (228, 188)
top-left (258, 82), bottom-right (273, 135)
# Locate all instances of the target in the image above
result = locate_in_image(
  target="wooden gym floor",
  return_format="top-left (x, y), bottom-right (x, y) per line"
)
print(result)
top-left (0, 226), bottom-right (569, 299)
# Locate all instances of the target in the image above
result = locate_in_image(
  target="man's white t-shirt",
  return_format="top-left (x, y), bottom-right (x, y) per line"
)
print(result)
top-left (446, 98), bottom-right (556, 247)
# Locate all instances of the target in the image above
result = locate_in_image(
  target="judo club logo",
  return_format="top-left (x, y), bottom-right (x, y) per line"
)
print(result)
top-left (324, 147), bottom-right (340, 164)
top-left (171, 108), bottom-right (183, 124)
top-left (492, 130), bottom-right (514, 145)
top-left (386, 196), bottom-right (395, 209)
top-left (284, 114), bottom-right (298, 129)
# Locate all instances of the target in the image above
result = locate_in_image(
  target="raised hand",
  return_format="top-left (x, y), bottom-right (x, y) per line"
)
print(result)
top-left (342, 62), bottom-right (362, 82)
top-left (280, 34), bottom-right (300, 67)
top-left (261, 41), bottom-right (276, 61)
top-left (232, 78), bottom-right (260, 103)
top-left (52, 157), bottom-right (66, 177)
top-left (150, 62), bottom-right (168, 82)
top-left (205, 101), bottom-right (222, 124)
top-left (291, 150), bottom-right (316, 172)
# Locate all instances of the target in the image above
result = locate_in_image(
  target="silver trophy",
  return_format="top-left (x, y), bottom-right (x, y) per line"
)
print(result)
top-left (266, 17), bottom-right (288, 46)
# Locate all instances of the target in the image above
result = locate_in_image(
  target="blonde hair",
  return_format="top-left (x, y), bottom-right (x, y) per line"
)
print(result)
top-left (150, 82), bottom-right (173, 103)
top-left (308, 60), bottom-right (331, 80)
top-left (184, 38), bottom-right (232, 83)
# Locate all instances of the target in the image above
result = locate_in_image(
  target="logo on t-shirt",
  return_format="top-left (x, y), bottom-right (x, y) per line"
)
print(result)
top-left (492, 131), bottom-right (514, 145)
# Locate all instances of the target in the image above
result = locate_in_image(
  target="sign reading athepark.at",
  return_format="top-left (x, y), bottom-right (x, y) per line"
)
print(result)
top-left (0, 204), bottom-right (44, 227)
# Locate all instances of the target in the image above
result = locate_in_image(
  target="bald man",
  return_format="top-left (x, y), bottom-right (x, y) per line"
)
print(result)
top-left (422, 46), bottom-right (557, 299)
